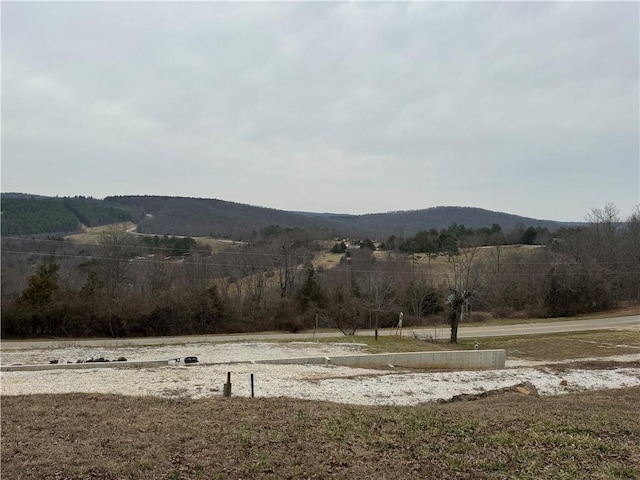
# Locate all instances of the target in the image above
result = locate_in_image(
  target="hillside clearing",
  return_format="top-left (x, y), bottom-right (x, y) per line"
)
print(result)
top-left (63, 221), bottom-right (137, 243)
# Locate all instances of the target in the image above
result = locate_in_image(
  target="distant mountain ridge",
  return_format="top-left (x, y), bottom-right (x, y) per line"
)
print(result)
top-left (318, 206), bottom-right (576, 238)
top-left (1, 193), bottom-right (578, 238)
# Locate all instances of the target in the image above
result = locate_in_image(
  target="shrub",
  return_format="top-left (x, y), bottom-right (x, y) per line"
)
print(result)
top-left (491, 306), bottom-right (515, 319)
top-left (468, 312), bottom-right (491, 323)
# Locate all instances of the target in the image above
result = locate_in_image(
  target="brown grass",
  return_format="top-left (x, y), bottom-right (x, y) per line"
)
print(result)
top-left (289, 329), bottom-right (640, 361)
top-left (64, 222), bottom-right (138, 244)
top-left (2, 388), bottom-right (639, 480)
top-left (312, 252), bottom-right (345, 269)
top-left (457, 330), bottom-right (640, 361)
top-left (64, 222), bottom-right (244, 255)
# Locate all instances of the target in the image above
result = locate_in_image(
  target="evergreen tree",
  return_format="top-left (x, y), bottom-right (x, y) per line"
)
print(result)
top-left (21, 257), bottom-right (60, 308)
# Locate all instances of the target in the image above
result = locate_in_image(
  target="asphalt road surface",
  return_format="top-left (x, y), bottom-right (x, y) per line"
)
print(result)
top-left (1, 314), bottom-right (637, 350)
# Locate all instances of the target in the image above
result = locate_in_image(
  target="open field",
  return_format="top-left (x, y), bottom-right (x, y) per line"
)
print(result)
top-left (372, 243), bottom-right (544, 267)
top-left (312, 251), bottom-right (344, 269)
top-left (2, 388), bottom-right (639, 480)
top-left (456, 330), bottom-right (640, 361)
top-left (63, 222), bottom-right (245, 254)
top-left (63, 222), bottom-right (138, 244)
top-left (192, 237), bottom-right (247, 253)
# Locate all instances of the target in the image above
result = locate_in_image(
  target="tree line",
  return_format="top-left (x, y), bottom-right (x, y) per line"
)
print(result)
top-left (384, 222), bottom-right (552, 255)
top-left (1, 204), bottom-right (638, 341)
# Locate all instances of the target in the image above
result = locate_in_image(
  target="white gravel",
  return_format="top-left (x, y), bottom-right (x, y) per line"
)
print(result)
top-left (2, 342), bottom-right (639, 406)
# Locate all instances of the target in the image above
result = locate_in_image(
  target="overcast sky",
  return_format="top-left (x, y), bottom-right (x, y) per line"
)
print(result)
top-left (2, 1), bottom-right (638, 221)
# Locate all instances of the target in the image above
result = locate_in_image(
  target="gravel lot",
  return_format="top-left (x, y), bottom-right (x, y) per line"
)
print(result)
top-left (2, 342), bottom-right (640, 405)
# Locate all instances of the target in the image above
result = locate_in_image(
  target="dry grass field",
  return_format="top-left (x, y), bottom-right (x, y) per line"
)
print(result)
top-left (456, 330), bottom-right (640, 361)
top-left (2, 388), bottom-right (638, 480)
top-left (64, 222), bottom-right (138, 244)
top-left (312, 251), bottom-right (345, 269)
top-left (2, 330), bottom-right (640, 479)
top-left (64, 222), bottom-right (245, 254)
top-left (302, 328), bottom-right (640, 360)
top-left (192, 237), bottom-right (247, 254)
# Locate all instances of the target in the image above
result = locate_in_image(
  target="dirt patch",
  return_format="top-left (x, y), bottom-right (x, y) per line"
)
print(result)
top-left (439, 381), bottom-right (539, 403)
top-left (541, 360), bottom-right (640, 373)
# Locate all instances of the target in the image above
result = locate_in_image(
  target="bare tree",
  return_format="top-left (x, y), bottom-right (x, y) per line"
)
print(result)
top-left (445, 245), bottom-right (486, 343)
top-left (268, 235), bottom-right (311, 299)
top-left (619, 205), bottom-right (640, 302)
top-left (98, 223), bottom-right (133, 297)
top-left (360, 268), bottom-right (396, 332)
top-left (585, 202), bottom-right (620, 264)
top-left (331, 289), bottom-right (365, 336)
top-left (219, 247), bottom-right (271, 311)
top-left (320, 264), bottom-right (364, 336)
top-left (93, 223), bottom-right (138, 336)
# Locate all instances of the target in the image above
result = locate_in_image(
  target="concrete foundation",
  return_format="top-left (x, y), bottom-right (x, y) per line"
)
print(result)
top-left (2, 350), bottom-right (506, 372)
top-left (1, 360), bottom-right (170, 372)
top-left (255, 349), bottom-right (506, 370)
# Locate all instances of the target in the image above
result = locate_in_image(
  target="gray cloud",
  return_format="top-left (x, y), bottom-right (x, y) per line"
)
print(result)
top-left (2, 1), bottom-right (638, 221)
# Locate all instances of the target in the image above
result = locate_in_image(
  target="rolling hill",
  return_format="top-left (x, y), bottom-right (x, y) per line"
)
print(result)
top-left (1, 193), bottom-right (577, 239)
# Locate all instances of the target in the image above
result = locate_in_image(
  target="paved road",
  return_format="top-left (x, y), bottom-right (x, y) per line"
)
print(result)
top-left (437, 315), bottom-right (639, 340)
top-left (1, 315), bottom-right (637, 350)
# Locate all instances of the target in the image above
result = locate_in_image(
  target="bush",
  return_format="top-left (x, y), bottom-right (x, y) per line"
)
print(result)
top-left (543, 266), bottom-right (614, 317)
top-left (491, 306), bottom-right (516, 319)
top-left (275, 317), bottom-right (305, 333)
top-left (468, 312), bottom-right (491, 323)
top-left (331, 242), bottom-right (347, 254)
top-left (272, 298), bottom-right (301, 332)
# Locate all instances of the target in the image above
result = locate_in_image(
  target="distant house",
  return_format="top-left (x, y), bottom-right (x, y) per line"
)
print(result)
top-left (345, 241), bottom-right (360, 250)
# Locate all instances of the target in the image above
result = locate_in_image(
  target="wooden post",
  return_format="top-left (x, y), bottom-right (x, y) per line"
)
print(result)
top-left (250, 373), bottom-right (255, 398)
top-left (224, 371), bottom-right (232, 397)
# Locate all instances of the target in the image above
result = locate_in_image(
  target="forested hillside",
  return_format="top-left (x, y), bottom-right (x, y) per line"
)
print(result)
top-left (1, 196), bottom-right (131, 235)
top-left (106, 195), bottom-right (575, 240)
top-left (104, 195), bottom-right (340, 239)
top-left (3, 193), bottom-right (576, 239)
top-left (1, 198), bottom-right (79, 235)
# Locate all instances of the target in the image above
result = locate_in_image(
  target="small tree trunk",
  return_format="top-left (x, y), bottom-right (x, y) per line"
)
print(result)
top-left (449, 299), bottom-right (462, 344)
top-left (450, 314), bottom-right (459, 343)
